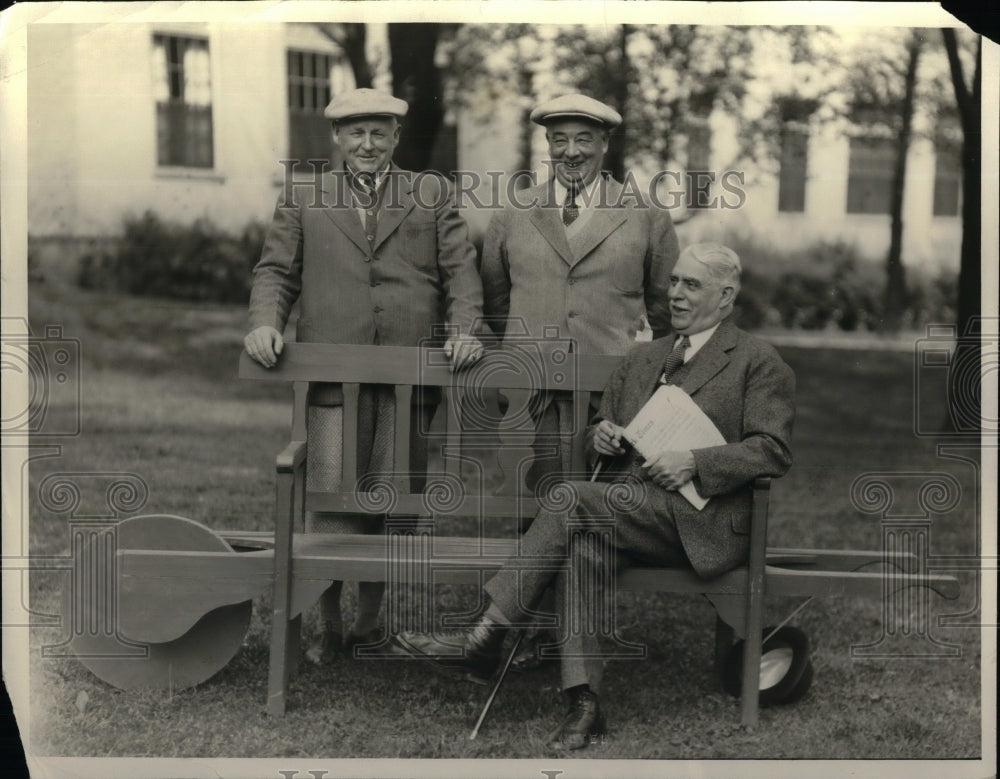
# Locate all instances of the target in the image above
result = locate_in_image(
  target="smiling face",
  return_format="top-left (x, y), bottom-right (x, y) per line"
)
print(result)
top-left (333, 116), bottom-right (400, 174)
top-left (668, 252), bottom-right (737, 335)
top-left (545, 119), bottom-right (609, 188)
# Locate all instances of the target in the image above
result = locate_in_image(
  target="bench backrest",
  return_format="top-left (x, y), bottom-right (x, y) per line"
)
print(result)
top-left (239, 343), bottom-right (621, 518)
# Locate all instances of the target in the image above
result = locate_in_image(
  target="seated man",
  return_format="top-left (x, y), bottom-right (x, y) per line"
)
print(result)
top-left (391, 243), bottom-right (795, 750)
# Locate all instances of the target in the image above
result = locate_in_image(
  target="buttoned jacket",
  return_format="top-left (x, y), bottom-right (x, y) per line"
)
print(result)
top-left (480, 175), bottom-right (678, 355)
top-left (249, 166), bottom-right (483, 347)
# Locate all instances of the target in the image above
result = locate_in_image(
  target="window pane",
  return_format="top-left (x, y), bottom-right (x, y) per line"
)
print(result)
top-left (154, 34), bottom-right (213, 168)
top-left (846, 136), bottom-right (894, 214)
top-left (778, 128), bottom-right (808, 213)
top-left (933, 144), bottom-right (961, 217)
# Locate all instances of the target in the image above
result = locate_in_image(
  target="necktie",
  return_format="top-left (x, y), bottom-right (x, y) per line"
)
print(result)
top-left (660, 335), bottom-right (690, 384)
top-left (353, 172), bottom-right (378, 246)
top-left (562, 184), bottom-right (579, 226)
top-left (353, 171), bottom-right (377, 209)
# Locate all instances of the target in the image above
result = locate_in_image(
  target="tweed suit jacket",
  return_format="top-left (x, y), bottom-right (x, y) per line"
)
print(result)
top-left (249, 166), bottom-right (483, 347)
top-left (589, 318), bottom-right (795, 579)
top-left (481, 175), bottom-right (678, 355)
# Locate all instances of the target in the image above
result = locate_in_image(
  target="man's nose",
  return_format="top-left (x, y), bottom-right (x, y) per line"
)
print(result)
top-left (564, 141), bottom-right (580, 158)
top-left (360, 133), bottom-right (375, 149)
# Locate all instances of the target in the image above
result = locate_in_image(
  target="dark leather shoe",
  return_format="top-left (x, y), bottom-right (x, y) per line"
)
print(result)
top-left (547, 688), bottom-right (606, 750)
top-left (511, 629), bottom-right (557, 672)
top-left (343, 627), bottom-right (383, 657)
top-left (305, 625), bottom-right (342, 665)
top-left (390, 621), bottom-right (505, 686)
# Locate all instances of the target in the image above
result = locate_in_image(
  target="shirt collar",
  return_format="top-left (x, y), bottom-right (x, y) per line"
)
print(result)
top-left (346, 163), bottom-right (391, 190)
top-left (679, 321), bottom-right (721, 362)
top-left (554, 175), bottom-right (601, 209)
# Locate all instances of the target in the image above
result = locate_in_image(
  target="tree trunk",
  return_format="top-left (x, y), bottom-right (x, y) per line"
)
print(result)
top-left (604, 24), bottom-right (631, 182)
top-left (315, 24), bottom-right (372, 88)
top-left (882, 33), bottom-right (921, 331)
top-left (388, 23), bottom-right (444, 173)
top-left (941, 30), bottom-right (982, 434)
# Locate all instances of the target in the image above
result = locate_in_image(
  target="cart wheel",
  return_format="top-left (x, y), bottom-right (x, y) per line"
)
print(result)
top-left (721, 625), bottom-right (813, 707)
top-left (65, 514), bottom-right (253, 692)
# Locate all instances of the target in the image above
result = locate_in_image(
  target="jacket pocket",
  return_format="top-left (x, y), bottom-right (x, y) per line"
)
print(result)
top-left (611, 254), bottom-right (644, 294)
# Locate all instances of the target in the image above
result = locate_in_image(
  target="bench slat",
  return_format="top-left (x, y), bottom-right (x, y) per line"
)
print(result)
top-left (393, 384), bottom-right (412, 492)
top-left (342, 383), bottom-right (360, 488)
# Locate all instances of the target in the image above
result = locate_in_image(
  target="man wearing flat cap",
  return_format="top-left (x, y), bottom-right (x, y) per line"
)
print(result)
top-left (477, 93), bottom-right (679, 668)
top-left (245, 87), bottom-right (485, 661)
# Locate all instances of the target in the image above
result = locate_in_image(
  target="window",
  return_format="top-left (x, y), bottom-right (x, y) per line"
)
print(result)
top-left (288, 50), bottom-right (345, 163)
top-left (846, 136), bottom-right (894, 214)
top-left (777, 127), bottom-right (808, 213)
top-left (152, 34), bottom-right (214, 168)
top-left (685, 119), bottom-right (712, 210)
top-left (932, 142), bottom-right (961, 217)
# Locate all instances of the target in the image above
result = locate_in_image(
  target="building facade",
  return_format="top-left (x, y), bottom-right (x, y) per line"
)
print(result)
top-left (26, 22), bottom-right (962, 279)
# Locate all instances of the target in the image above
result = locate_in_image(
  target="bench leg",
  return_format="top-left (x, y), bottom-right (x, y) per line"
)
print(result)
top-left (267, 468), bottom-right (298, 717)
top-left (739, 479), bottom-right (770, 727)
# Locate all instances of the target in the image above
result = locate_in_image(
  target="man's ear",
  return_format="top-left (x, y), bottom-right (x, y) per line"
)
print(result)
top-left (719, 285), bottom-right (736, 307)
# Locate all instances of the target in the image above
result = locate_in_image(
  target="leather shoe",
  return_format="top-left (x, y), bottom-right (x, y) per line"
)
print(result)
top-left (305, 624), bottom-right (342, 665)
top-left (343, 627), bottom-right (383, 658)
top-left (547, 688), bottom-right (606, 750)
top-left (390, 617), bottom-right (506, 685)
top-left (511, 629), bottom-right (557, 672)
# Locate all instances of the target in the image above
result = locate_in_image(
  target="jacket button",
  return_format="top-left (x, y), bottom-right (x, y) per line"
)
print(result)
top-left (363, 256), bottom-right (371, 263)
top-left (568, 311), bottom-right (576, 318)
top-left (568, 278), bottom-right (576, 285)
top-left (373, 306), bottom-right (382, 314)
top-left (366, 234), bottom-right (375, 241)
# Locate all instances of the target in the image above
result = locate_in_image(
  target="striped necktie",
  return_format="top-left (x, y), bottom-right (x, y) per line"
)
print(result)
top-left (562, 184), bottom-right (579, 226)
top-left (660, 335), bottom-right (691, 384)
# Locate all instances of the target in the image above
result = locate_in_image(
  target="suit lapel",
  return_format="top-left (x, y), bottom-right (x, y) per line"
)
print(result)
top-left (529, 182), bottom-right (574, 266)
top-left (374, 166), bottom-right (415, 251)
top-left (566, 178), bottom-right (627, 264)
top-left (678, 319), bottom-right (738, 396)
top-left (635, 337), bottom-right (678, 411)
top-left (321, 171), bottom-right (369, 255)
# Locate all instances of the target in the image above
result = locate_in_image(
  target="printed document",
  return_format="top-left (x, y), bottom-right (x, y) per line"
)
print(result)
top-left (622, 386), bottom-right (726, 509)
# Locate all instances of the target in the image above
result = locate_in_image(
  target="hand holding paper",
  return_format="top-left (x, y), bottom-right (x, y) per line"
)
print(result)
top-left (622, 386), bottom-right (726, 510)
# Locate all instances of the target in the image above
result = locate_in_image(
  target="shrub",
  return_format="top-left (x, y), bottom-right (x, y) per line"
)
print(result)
top-left (77, 211), bottom-right (266, 304)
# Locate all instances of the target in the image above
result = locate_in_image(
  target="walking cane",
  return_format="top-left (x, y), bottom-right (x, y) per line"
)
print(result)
top-left (468, 457), bottom-right (605, 740)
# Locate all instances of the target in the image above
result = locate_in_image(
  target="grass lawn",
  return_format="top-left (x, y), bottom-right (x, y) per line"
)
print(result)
top-left (21, 282), bottom-right (983, 761)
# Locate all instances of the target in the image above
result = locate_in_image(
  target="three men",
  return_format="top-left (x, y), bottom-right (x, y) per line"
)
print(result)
top-left (245, 88), bottom-right (484, 660)
top-left (392, 243), bottom-right (796, 750)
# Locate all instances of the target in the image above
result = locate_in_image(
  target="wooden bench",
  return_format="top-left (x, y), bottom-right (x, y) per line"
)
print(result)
top-left (238, 341), bottom-right (962, 726)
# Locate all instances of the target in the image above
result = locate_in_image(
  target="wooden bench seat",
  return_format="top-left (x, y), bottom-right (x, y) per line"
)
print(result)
top-left (238, 342), bottom-right (961, 725)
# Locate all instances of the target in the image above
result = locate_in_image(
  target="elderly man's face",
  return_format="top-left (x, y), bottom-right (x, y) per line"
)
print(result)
top-left (545, 120), bottom-right (608, 188)
top-left (334, 117), bottom-right (400, 173)
top-left (668, 253), bottom-right (735, 335)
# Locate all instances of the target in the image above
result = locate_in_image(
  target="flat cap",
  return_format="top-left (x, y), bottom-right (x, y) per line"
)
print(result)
top-left (324, 88), bottom-right (408, 121)
top-left (530, 94), bottom-right (622, 128)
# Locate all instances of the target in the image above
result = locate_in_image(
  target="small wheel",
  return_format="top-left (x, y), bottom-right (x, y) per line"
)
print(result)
top-left (64, 515), bottom-right (253, 691)
top-left (721, 625), bottom-right (813, 707)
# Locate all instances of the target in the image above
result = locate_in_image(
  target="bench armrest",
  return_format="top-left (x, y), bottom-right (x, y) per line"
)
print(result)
top-left (276, 440), bottom-right (306, 474)
top-left (752, 477), bottom-right (772, 491)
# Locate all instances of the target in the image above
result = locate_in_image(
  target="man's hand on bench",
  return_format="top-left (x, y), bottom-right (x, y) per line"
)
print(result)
top-left (444, 333), bottom-right (485, 372)
top-left (244, 326), bottom-right (284, 368)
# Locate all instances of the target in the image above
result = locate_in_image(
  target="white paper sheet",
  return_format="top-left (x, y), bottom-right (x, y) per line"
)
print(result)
top-left (622, 385), bottom-right (726, 509)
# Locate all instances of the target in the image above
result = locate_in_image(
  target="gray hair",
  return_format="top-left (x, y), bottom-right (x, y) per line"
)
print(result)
top-left (681, 243), bottom-right (742, 294)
